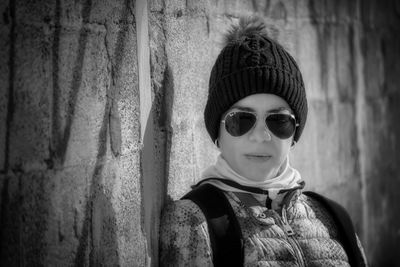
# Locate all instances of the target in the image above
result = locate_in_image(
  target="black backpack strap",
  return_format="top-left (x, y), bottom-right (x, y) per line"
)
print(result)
top-left (182, 184), bottom-right (244, 266)
top-left (304, 191), bottom-right (366, 267)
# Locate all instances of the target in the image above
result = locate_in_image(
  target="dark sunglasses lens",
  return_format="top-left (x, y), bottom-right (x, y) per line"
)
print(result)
top-left (225, 112), bottom-right (256, 136)
top-left (266, 114), bottom-right (296, 139)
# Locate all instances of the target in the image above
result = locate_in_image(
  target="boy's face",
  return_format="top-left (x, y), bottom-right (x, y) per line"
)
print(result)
top-left (218, 93), bottom-right (294, 182)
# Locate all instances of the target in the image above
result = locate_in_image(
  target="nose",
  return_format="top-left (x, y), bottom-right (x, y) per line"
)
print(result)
top-left (248, 119), bottom-right (272, 143)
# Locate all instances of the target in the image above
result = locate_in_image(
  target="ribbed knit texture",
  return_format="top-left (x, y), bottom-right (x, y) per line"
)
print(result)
top-left (204, 18), bottom-right (308, 142)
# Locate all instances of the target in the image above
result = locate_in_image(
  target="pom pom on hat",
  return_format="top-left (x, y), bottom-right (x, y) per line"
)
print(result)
top-left (223, 16), bottom-right (269, 45)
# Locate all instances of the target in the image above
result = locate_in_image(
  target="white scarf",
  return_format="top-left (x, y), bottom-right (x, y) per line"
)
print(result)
top-left (198, 154), bottom-right (302, 206)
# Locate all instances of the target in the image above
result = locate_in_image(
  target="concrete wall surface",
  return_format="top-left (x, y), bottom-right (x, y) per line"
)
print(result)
top-left (0, 0), bottom-right (399, 266)
top-left (149, 0), bottom-right (400, 266)
top-left (0, 0), bottom-right (148, 266)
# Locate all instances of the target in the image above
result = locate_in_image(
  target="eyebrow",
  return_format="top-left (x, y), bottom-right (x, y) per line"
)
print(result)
top-left (230, 106), bottom-right (290, 113)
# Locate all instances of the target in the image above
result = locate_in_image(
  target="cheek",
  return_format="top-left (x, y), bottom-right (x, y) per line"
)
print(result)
top-left (221, 145), bottom-right (247, 177)
top-left (219, 134), bottom-right (243, 166)
top-left (220, 135), bottom-right (236, 156)
top-left (274, 139), bottom-right (292, 160)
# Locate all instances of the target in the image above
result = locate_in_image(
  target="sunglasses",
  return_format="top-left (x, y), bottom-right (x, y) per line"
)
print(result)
top-left (221, 110), bottom-right (299, 139)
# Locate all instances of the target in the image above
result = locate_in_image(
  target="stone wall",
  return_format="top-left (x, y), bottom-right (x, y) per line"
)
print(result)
top-left (0, 0), bottom-right (147, 265)
top-left (149, 0), bottom-right (400, 266)
top-left (0, 0), bottom-right (399, 266)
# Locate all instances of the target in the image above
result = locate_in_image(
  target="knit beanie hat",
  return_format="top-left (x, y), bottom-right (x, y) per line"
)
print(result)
top-left (204, 17), bottom-right (308, 143)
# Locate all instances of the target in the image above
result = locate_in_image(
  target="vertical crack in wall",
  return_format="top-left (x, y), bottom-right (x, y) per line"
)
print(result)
top-left (4, 0), bottom-right (16, 173)
top-left (50, 0), bottom-right (61, 169)
top-left (308, 0), bottom-right (334, 123)
top-left (151, 4), bottom-right (174, 210)
top-left (155, 15), bottom-right (174, 267)
top-left (0, 0), bottom-right (16, 260)
top-left (159, 65), bottom-right (173, 205)
top-left (104, 23), bottom-right (121, 159)
top-left (0, 176), bottom-right (10, 260)
top-left (18, 174), bottom-right (22, 266)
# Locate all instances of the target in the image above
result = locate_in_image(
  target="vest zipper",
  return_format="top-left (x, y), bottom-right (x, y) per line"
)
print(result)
top-left (232, 191), bottom-right (307, 266)
top-left (279, 204), bottom-right (306, 267)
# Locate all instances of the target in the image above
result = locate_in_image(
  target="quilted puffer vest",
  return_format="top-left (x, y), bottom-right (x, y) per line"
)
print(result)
top-left (227, 190), bottom-right (350, 266)
top-left (160, 189), bottom-right (353, 266)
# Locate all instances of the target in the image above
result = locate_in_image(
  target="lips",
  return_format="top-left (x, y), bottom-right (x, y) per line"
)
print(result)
top-left (244, 154), bottom-right (272, 162)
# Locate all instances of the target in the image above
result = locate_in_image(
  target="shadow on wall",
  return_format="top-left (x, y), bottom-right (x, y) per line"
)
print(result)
top-left (51, 0), bottom-right (132, 265)
top-left (50, 0), bottom-right (117, 264)
top-left (0, 0), bottom-right (166, 265)
top-left (141, 60), bottom-right (174, 265)
top-left (51, 0), bottom-right (174, 264)
top-left (51, 0), bottom-right (90, 167)
top-left (73, 104), bottom-right (120, 266)
top-left (0, 0), bottom-right (55, 265)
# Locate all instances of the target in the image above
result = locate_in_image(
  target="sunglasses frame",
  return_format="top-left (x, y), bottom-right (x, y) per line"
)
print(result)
top-left (221, 109), bottom-right (299, 139)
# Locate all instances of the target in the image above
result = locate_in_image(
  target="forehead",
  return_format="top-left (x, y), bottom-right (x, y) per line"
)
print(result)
top-left (230, 93), bottom-right (292, 112)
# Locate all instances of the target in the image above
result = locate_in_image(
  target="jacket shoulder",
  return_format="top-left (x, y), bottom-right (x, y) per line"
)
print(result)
top-left (161, 199), bottom-right (208, 226)
top-left (301, 191), bottom-right (368, 266)
top-left (299, 192), bottom-right (344, 237)
top-left (159, 199), bottom-right (213, 267)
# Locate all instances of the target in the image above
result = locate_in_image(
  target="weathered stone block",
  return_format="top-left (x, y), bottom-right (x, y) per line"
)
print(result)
top-left (52, 25), bottom-right (110, 168)
top-left (114, 153), bottom-right (146, 266)
top-left (45, 165), bottom-right (91, 266)
top-left (306, 0), bottom-right (357, 24)
top-left (361, 0), bottom-right (400, 28)
top-left (17, 0), bottom-right (55, 25)
top-left (362, 33), bottom-right (386, 100)
top-left (104, 22), bottom-right (140, 156)
top-left (9, 23), bottom-right (52, 172)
